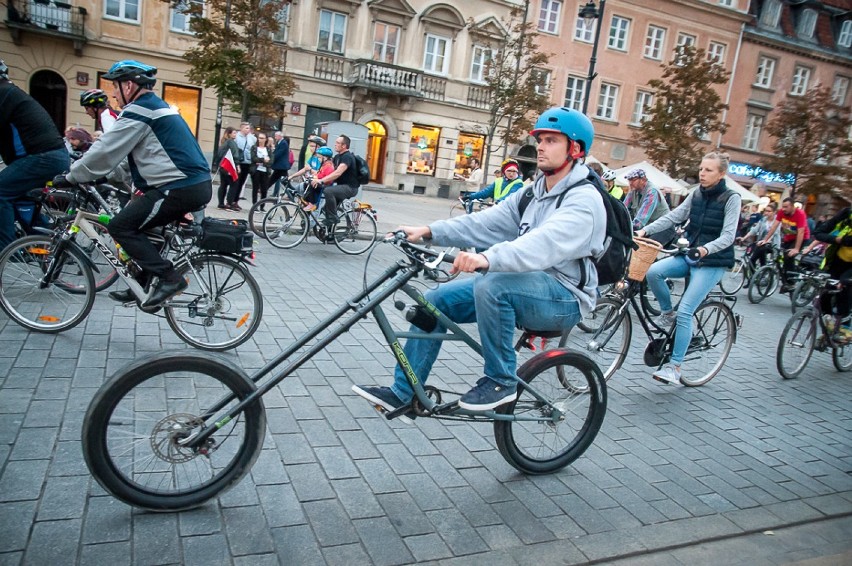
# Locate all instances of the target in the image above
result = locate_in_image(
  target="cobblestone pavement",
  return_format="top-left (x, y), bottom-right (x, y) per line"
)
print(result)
top-left (0, 191), bottom-right (850, 565)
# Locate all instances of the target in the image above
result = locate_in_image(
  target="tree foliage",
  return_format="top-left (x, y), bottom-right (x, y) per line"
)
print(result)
top-left (633, 45), bottom-right (729, 179)
top-left (762, 85), bottom-right (852, 199)
top-left (171, 0), bottom-right (295, 119)
top-left (467, 3), bottom-right (551, 176)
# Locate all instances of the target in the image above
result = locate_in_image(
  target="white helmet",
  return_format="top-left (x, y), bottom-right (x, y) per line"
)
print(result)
top-left (602, 169), bottom-right (617, 182)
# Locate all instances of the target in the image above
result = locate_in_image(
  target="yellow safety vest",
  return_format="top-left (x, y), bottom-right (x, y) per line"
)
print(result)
top-left (494, 178), bottom-right (523, 201)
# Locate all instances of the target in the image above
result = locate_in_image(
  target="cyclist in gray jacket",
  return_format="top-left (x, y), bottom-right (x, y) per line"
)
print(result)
top-left (54, 60), bottom-right (211, 308)
top-left (354, 107), bottom-right (606, 414)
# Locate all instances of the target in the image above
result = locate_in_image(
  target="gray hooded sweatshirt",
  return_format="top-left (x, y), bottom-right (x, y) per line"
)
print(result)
top-left (429, 163), bottom-right (606, 316)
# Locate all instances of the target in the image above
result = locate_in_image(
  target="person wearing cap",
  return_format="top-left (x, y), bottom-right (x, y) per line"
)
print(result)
top-left (289, 135), bottom-right (326, 181)
top-left (53, 60), bottom-right (211, 308)
top-left (65, 127), bottom-right (94, 157)
top-left (352, 106), bottom-right (605, 414)
top-left (624, 168), bottom-right (673, 244)
top-left (463, 159), bottom-right (524, 213)
top-left (0, 60), bottom-right (70, 250)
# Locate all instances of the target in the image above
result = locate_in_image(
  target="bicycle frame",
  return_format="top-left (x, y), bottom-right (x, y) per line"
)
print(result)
top-left (182, 251), bottom-right (567, 451)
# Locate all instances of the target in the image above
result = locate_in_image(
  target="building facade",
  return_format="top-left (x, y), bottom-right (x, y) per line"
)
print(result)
top-left (2, 0), bottom-right (527, 197)
top-left (3, 0), bottom-right (850, 201)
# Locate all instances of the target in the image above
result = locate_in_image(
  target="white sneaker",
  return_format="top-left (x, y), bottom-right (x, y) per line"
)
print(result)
top-left (654, 310), bottom-right (678, 329)
top-left (653, 364), bottom-right (681, 385)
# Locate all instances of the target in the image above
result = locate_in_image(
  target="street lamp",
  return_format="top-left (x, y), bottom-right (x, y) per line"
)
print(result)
top-left (578, 0), bottom-right (606, 116)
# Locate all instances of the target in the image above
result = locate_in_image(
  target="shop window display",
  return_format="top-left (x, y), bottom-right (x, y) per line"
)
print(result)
top-left (453, 133), bottom-right (485, 178)
top-left (407, 125), bottom-right (441, 175)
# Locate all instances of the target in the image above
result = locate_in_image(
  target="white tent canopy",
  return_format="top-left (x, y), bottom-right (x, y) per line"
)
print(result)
top-left (612, 161), bottom-right (681, 193)
top-left (608, 160), bottom-right (760, 204)
top-left (686, 177), bottom-right (760, 204)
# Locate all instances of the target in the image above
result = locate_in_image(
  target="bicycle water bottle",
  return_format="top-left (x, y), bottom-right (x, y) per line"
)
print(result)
top-left (394, 301), bottom-right (438, 332)
top-left (116, 243), bottom-right (142, 278)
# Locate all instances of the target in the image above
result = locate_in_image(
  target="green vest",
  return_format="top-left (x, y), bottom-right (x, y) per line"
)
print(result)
top-left (494, 178), bottom-right (523, 200)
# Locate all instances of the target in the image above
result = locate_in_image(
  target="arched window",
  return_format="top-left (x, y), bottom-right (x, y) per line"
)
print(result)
top-left (29, 70), bottom-right (66, 134)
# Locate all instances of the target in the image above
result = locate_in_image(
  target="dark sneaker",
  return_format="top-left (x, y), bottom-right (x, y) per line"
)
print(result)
top-left (351, 385), bottom-right (415, 423)
top-left (458, 377), bottom-right (517, 411)
top-left (142, 277), bottom-right (188, 308)
top-left (108, 288), bottom-right (134, 303)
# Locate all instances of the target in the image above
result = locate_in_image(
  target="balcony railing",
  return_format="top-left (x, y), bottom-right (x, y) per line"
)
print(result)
top-left (314, 54), bottom-right (347, 83)
top-left (350, 60), bottom-right (419, 97)
top-left (421, 75), bottom-right (446, 102)
top-left (467, 85), bottom-right (491, 109)
top-left (6, 0), bottom-right (87, 39)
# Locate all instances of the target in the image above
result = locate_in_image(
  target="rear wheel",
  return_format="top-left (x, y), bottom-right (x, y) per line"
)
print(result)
top-left (832, 341), bottom-right (852, 372)
top-left (333, 209), bottom-right (377, 255)
top-left (747, 266), bottom-right (777, 304)
top-left (81, 352), bottom-right (266, 511)
top-left (263, 202), bottom-right (308, 249)
top-left (776, 308), bottom-right (817, 379)
top-left (0, 235), bottom-right (95, 332)
top-left (559, 298), bottom-right (630, 382)
top-left (791, 278), bottom-right (819, 312)
top-left (248, 198), bottom-right (278, 238)
top-left (719, 259), bottom-right (746, 295)
top-left (449, 202), bottom-right (466, 218)
top-left (678, 301), bottom-right (735, 387)
top-left (494, 350), bottom-right (606, 474)
top-left (166, 254), bottom-right (263, 351)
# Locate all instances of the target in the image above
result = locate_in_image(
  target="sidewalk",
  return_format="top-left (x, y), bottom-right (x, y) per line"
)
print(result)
top-left (0, 188), bottom-right (850, 565)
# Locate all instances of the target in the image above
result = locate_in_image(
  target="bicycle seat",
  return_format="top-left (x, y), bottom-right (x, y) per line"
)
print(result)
top-left (520, 328), bottom-right (563, 339)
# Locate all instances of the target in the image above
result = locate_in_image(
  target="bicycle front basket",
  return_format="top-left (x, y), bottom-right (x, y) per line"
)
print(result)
top-left (198, 218), bottom-right (253, 254)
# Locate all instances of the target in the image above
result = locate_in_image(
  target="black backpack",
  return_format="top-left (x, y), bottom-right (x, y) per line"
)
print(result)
top-left (518, 170), bottom-right (637, 287)
top-left (354, 154), bottom-right (370, 185)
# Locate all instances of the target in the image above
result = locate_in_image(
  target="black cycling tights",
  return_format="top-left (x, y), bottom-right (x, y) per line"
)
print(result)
top-left (821, 259), bottom-right (852, 319)
top-left (108, 181), bottom-right (211, 280)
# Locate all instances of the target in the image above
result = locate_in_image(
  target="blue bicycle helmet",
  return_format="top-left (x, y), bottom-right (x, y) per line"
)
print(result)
top-left (530, 107), bottom-right (594, 156)
top-left (103, 60), bottom-right (157, 87)
top-left (315, 146), bottom-right (333, 158)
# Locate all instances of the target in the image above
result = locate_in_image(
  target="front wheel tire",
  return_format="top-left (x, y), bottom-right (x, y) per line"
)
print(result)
top-left (776, 308), bottom-right (817, 379)
top-left (82, 352), bottom-right (266, 511)
top-left (678, 301), bottom-right (736, 387)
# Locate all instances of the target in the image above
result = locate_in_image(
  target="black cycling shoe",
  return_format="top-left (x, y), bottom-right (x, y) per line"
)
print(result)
top-left (108, 288), bottom-right (134, 303)
top-left (142, 277), bottom-right (188, 308)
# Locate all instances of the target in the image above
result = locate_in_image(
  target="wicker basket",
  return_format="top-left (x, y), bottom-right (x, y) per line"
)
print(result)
top-left (628, 237), bottom-right (663, 281)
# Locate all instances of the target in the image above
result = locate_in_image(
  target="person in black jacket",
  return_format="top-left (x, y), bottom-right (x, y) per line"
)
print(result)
top-left (0, 60), bottom-right (70, 249)
top-left (813, 207), bottom-right (852, 333)
top-left (268, 131), bottom-right (291, 197)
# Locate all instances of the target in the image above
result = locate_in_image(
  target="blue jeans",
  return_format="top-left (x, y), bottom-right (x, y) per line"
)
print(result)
top-left (646, 256), bottom-right (725, 365)
top-left (390, 272), bottom-right (582, 403)
top-left (0, 147), bottom-right (69, 250)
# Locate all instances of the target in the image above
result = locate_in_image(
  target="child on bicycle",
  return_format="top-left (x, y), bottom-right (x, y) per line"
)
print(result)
top-left (301, 146), bottom-right (335, 212)
top-left (636, 152), bottom-right (741, 385)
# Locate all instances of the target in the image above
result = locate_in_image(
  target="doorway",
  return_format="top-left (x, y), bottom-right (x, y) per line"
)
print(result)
top-left (29, 70), bottom-right (67, 134)
top-left (366, 120), bottom-right (387, 184)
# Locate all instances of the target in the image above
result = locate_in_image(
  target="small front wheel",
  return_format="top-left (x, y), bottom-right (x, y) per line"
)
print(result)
top-left (0, 235), bottom-right (96, 332)
top-left (494, 349), bottom-right (606, 474)
top-left (748, 266), bottom-right (777, 304)
top-left (679, 301), bottom-right (736, 387)
top-left (333, 209), bottom-right (377, 255)
top-left (776, 308), bottom-right (817, 379)
top-left (263, 202), bottom-right (308, 249)
top-left (82, 352), bottom-right (266, 511)
top-left (166, 254), bottom-right (263, 351)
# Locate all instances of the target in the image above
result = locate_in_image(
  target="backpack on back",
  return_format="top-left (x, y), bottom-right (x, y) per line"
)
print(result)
top-left (354, 154), bottom-right (370, 185)
top-left (517, 170), bottom-right (636, 287)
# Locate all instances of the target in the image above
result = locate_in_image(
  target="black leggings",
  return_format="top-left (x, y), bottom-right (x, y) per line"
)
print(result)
top-left (108, 182), bottom-right (212, 279)
top-left (322, 184), bottom-right (358, 226)
top-left (217, 170), bottom-right (235, 207)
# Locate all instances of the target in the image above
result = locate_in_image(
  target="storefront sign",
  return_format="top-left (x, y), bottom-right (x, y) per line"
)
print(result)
top-left (728, 162), bottom-right (795, 186)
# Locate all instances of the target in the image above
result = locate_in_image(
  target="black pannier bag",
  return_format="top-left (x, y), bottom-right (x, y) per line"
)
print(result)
top-left (197, 218), bottom-right (253, 254)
